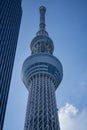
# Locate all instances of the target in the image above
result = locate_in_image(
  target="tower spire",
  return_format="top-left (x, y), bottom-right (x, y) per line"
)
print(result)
top-left (36, 6), bottom-right (48, 36)
top-left (39, 6), bottom-right (46, 30)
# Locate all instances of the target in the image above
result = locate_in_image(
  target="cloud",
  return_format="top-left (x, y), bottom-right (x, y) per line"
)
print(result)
top-left (58, 103), bottom-right (87, 130)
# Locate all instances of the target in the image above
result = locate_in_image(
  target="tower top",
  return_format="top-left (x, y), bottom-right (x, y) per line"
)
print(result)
top-left (39, 6), bottom-right (46, 12)
top-left (31, 6), bottom-right (54, 54)
top-left (39, 6), bottom-right (46, 30)
top-left (36, 6), bottom-right (48, 36)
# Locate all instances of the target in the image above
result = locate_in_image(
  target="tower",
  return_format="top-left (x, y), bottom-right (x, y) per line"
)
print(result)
top-left (0, 0), bottom-right (22, 129)
top-left (22, 6), bottom-right (63, 130)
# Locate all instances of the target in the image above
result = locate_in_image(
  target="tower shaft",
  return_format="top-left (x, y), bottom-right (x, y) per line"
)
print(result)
top-left (24, 74), bottom-right (60, 130)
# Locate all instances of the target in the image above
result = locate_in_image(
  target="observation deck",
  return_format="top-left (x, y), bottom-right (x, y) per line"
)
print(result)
top-left (22, 53), bottom-right (63, 90)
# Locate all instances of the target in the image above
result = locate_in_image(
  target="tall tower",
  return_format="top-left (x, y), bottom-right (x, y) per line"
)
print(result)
top-left (22, 6), bottom-right (63, 130)
top-left (0, 0), bottom-right (22, 129)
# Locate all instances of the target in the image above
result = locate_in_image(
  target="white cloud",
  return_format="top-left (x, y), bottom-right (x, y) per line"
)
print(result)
top-left (58, 103), bottom-right (87, 130)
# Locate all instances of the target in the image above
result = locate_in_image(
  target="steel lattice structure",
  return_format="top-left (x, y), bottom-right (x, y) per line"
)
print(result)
top-left (22, 6), bottom-right (63, 130)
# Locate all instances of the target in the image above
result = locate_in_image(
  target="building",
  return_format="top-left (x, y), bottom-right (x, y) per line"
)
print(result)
top-left (0, 0), bottom-right (22, 129)
top-left (22, 6), bottom-right (63, 130)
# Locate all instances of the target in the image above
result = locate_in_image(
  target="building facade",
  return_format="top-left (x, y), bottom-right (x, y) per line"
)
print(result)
top-left (0, 0), bottom-right (22, 129)
top-left (22, 6), bottom-right (63, 130)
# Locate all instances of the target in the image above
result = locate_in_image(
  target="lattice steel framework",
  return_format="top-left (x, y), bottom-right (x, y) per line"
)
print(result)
top-left (22, 6), bottom-right (63, 130)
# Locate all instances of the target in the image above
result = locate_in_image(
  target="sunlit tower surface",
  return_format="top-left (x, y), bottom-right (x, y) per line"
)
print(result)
top-left (22, 6), bottom-right (63, 130)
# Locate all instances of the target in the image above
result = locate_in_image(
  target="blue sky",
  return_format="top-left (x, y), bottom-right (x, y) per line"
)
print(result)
top-left (4, 0), bottom-right (87, 130)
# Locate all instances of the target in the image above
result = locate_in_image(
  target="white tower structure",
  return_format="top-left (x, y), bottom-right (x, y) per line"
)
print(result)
top-left (22, 6), bottom-right (63, 130)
